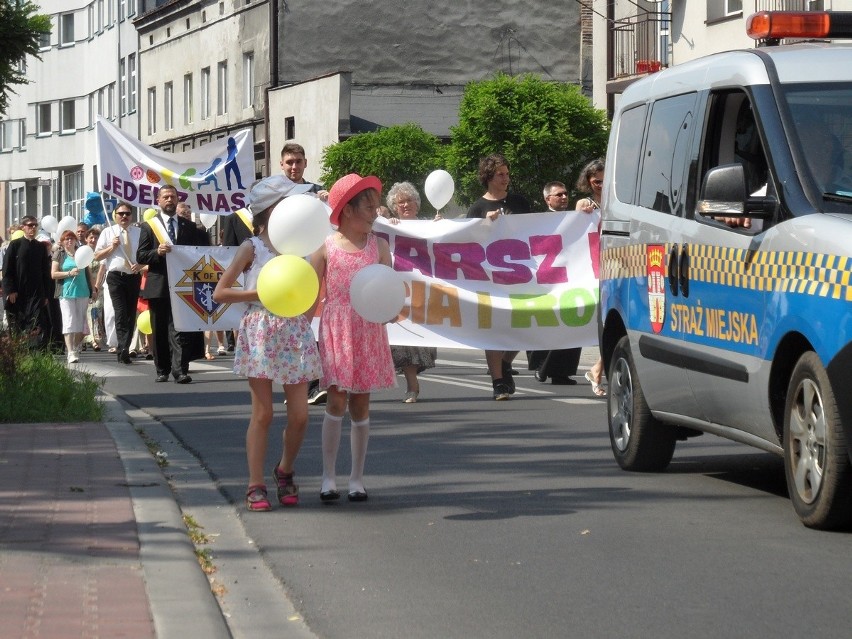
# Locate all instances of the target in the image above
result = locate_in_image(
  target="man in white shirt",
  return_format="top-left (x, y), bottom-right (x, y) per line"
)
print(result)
top-left (94, 202), bottom-right (143, 364)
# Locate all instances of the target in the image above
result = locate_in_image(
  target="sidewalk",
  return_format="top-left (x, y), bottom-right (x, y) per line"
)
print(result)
top-left (0, 396), bottom-right (230, 638)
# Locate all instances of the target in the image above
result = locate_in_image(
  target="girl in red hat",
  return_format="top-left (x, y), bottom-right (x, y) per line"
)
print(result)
top-left (310, 173), bottom-right (396, 502)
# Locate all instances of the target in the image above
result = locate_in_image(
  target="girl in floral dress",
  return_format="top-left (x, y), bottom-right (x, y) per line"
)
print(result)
top-left (213, 175), bottom-right (323, 512)
top-left (311, 174), bottom-right (395, 502)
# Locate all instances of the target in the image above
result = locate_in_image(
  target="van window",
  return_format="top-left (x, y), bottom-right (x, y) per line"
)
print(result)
top-left (637, 93), bottom-right (696, 215)
top-left (613, 104), bottom-right (647, 204)
top-left (783, 82), bottom-right (852, 203)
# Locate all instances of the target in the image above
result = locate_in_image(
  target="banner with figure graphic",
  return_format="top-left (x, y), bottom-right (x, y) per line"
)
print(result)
top-left (167, 246), bottom-right (248, 331)
top-left (95, 116), bottom-right (253, 214)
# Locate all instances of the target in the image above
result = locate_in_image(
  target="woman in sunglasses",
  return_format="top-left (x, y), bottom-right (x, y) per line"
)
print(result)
top-left (51, 230), bottom-right (94, 363)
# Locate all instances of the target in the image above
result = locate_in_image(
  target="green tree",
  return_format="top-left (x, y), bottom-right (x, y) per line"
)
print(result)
top-left (320, 123), bottom-right (445, 216)
top-left (445, 73), bottom-right (610, 211)
top-left (0, 1), bottom-right (52, 116)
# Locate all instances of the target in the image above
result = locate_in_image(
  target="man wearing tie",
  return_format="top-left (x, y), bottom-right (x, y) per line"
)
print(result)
top-left (94, 202), bottom-right (143, 364)
top-left (136, 184), bottom-right (204, 383)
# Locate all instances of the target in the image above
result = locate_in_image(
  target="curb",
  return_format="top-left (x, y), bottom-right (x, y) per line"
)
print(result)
top-left (101, 393), bottom-right (317, 639)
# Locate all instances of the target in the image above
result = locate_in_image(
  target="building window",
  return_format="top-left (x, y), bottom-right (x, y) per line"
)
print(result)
top-left (97, 0), bottom-right (104, 31)
top-left (707, 0), bottom-right (743, 22)
top-left (61, 100), bottom-right (76, 133)
top-left (108, 83), bottom-right (115, 119)
top-left (243, 52), bottom-right (254, 108)
top-left (119, 0), bottom-right (126, 22)
top-left (147, 88), bottom-right (156, 135)
top-left (128, 53), bottom-right (137, 112)
top-left (88, 94), bottom-right (94, 127)
top-left (164, 82), bottom-right (173, 131)
top-left (37, 103), bottom-right (52, 135)
top-left (39, 26), bottom-right (51, 50)
top-left (63, 169), bottom-right (85, 219)
top-left (217, 61), bottom-right (228, 115)
top-left (11, 187), bottom-right (25, 222)
top-left (127, 0), bottom-right (136, 18)
top-left (201, 67), bottom-right (211, 119)
top-left (88, 5), bottom-right (94, 38)
top-left (119, 57), bottom-right (127, 115)
top-left (184, 73), bottom-right (194, 124)
top-left (1, 121), bottom-right (13, 151)
top-left (60, 13), bottom-right (75, 45)
top-left (285, 116), bottom-right (295, 140)
top-left (19, 119), bottom-right (26, 149)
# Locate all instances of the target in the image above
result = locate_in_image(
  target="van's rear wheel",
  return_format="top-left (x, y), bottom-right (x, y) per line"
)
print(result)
top-left (608, 336), bottom-right (676, 471)
top-left (784, 352), bottom-right (852, 530)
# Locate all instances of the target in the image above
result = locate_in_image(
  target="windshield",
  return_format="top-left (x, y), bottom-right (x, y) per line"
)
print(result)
top-left (782, 83), bottom-right (852, 206)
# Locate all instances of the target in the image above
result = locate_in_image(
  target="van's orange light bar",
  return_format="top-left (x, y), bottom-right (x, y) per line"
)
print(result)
top-left (747, 11), bottom-right (852, 40)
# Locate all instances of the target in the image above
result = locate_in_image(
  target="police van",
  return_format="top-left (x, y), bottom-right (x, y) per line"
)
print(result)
top-left (598, 11), bottom-right (852, 529)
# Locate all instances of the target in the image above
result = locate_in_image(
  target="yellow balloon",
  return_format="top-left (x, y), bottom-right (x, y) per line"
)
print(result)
top-left (11, 230), bottom-right (24, 240)
top-left (137, 310), bottom-right (153, 335)
top-left (256, 255), bottom-right (319, 318)
top-left (143, 208), bottom-right (158, 221)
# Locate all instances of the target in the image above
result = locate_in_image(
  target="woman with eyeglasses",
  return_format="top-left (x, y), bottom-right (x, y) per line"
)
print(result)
top-left (51, 230), bottom-right (94, 363)
top-left (575, 159), bottom-right (606, 396)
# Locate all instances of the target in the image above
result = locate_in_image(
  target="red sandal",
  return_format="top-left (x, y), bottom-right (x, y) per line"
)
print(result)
top-left (272, 466), bottom-right (299, 506)
top-left (245, 484), bottom-right (272, 512)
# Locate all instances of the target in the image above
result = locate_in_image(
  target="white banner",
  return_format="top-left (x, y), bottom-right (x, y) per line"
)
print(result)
top-left (165, 212), bottom-right (601, 349)
top-left (167, 246), bottom-right (248, 331)
top-left (371, 212), bottom-right (601, 351)
top-left (95, 115), bottom-right (254, 214)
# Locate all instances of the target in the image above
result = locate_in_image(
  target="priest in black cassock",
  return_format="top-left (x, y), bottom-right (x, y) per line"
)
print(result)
top-left (1, 215), bottom-right (53, 347)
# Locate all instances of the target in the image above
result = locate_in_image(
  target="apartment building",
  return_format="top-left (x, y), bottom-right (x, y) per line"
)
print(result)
top-left (0, 0), bottom-right (141, 230)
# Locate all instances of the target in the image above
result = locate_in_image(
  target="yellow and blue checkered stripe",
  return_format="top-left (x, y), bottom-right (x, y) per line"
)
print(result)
top-left (602, 244), bottom-right (852, 301)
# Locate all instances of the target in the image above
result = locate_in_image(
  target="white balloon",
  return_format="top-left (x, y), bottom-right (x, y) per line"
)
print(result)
top-left (56, 215), bottom-right (78, 238)
top-left (267, 194), bottom-right (331, 256)
top-left (199, 213), bottom-right (218, 229)
top-left (74, 245), bottom-right (94, 270)
top-left (349, 264), bottom-right (406, 324)
top-left (40, 215), bottom-right (58, 234)
top-left (424, 169), bottom-right (455, 210)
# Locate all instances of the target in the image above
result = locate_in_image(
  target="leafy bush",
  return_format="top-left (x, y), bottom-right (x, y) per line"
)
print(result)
top-left (320, 123), bottom-right (446, 216)
top-left (444, 73), bottom-right (610, 210)
top-left (0, 333), bottom-right (103, 423)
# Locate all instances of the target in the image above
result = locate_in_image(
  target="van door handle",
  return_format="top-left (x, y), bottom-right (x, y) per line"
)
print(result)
top-left (679, 244), bottom-right (690, 298)
top-left (668, 245), bottom-right (679, 296)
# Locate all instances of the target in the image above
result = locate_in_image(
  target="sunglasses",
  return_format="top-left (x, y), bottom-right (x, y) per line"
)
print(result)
top-left (116, 211), bottom-right (132, 217)
top-left (548, 192), bottom-right (568, 198)
top-left (23, 222), bottom-right (38, 227)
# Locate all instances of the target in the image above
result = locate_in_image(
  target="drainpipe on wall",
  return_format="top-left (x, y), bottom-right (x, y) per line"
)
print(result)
top-left (264, 0), bottom-right (280, 176)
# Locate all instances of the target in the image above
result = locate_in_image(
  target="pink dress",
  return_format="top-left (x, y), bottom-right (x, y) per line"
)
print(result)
top-left (234, 237), bottom-right (322, 385)
top-left (319, 234), bottom-right (395, 393)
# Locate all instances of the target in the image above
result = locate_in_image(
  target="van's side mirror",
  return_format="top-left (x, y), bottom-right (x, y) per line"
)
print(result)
top-left (698, 164), bottom-right (775, 219)
top-left (697, 164), bottom-right (747, 216)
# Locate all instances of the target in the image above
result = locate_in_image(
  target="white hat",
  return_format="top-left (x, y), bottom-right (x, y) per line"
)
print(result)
top-left (248, 175), bottom-right (315, 214)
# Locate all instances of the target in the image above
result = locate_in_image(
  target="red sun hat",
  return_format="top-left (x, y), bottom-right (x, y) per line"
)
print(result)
top-left (328, 173), bottom-right (383, 226)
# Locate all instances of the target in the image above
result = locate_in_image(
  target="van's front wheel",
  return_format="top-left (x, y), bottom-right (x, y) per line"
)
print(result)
top-left (608, 336), bottom-right (676, 472)
top-left (784, 352), bottom-right (852, 530)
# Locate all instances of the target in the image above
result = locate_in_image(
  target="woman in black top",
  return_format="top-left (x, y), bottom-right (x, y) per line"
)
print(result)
top-left (465, 154), bottom-right (530, 400)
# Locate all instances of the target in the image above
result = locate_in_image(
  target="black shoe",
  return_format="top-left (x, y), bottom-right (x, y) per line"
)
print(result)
top-left (307, 387), bottom-right (328, 405)
top-left (320, 490), bottom-right (341, 502)
top-left (501, 361), bottom-right (516, 394)
top-left (145, 352), bottom-right (153, 360)
top-left (118, 352), bottom-right (132, 364)
top-left (155, 374), bottom-right (169, 382)
top-left (492, 380), bottom-right (511, 401)
top-left (175, 374), bottom-right (192, 384)
top-left (129, 350), bottom-right (138, 358)
top-left (550, 376), bottom-right (577, 385)
top-left (347, 490), bottom-right (368, 502)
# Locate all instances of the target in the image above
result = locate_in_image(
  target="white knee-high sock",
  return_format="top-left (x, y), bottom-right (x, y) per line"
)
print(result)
top-left (349, 417), bottom-right (370, 494)
top-left (321, 412), bottom-right (343, 493)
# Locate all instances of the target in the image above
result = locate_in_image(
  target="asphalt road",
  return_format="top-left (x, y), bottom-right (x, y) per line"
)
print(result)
top-left (92, 347), bottom-right (852, 639)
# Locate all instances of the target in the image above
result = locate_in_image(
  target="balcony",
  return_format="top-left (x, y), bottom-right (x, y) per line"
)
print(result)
top-left (608, 6), bottom-right (670, 87)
